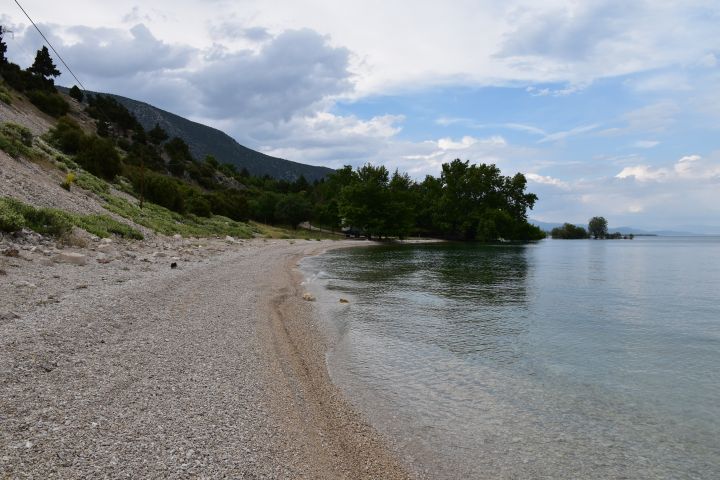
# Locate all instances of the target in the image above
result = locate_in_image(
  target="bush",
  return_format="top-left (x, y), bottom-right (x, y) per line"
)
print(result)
top-left (75, 136), bottom-right (122, 180)
top-left (26, 90), bottom-right (69, 117)
top-left (60, 172), bottom-right (76, 191)
top-left (0, 203), bottom-right (26, 232)
top-left (49, 116), bottom-right (85, 154)
top-left (0, 122), bottom-right (33, 158)
top-left (0, 196), bottom-right (142, 239)
top-left (69, 85), bottom-right (84, 102)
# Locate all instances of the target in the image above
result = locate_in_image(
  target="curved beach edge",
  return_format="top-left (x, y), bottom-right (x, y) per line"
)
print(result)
top-left (259, 240), bottom-right (416, 479)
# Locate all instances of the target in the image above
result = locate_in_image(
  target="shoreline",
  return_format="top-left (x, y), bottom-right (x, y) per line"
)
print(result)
top-left (0, 234), bottom-right (412, 478)
top-left (259, 240), bottom-right (412, 479)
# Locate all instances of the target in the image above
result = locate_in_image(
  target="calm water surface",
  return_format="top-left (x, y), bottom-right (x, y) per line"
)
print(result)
top-left (302, 237), bottom-right (720, 479)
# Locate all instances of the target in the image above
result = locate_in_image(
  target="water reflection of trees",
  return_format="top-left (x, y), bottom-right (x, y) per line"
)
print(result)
top-left (333, 244), bottom-right (533, 364)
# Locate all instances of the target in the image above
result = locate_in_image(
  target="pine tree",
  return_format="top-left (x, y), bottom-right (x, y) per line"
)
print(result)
top-left (0, 26), bottom-right (8, 65)
top-left (69, 85), bottom-right (84, 102)
top-left (28, 46), bottom-right (60, 78)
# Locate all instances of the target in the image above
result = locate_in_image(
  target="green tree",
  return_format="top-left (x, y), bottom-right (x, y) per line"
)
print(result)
top-left (75, 136), bottom-right (122, 180)
top-left (148, 123), bottom-right (169, 145)
top-left (69, 85), bottom-right (84, 102)
top-left (274, 193), bottom-right (311, 228)
top-left (28, 46), bottom-right (60, 79)
top-left (588, 216), bottom-right (608, 239)
top-left (338, 164), bottom-right (391, 238)
top-left (0, 26), bottom-right (8, 65)
top-left (551, 223), bottom-right (588, 239)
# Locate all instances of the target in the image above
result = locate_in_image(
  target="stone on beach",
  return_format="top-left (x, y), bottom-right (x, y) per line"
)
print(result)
top-left (302, 293), bottom-right (316, 301)
top-left (53, 252), bottom-right (88, 266)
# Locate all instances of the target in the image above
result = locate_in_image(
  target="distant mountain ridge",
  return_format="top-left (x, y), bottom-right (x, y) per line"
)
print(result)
top-left (58, 87), bottom-right (334, 182)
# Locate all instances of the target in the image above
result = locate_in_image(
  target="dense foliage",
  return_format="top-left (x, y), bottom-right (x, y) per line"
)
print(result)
top-left (0, 43), bottom-right (68, 117)
top-left (2, 38), bottom-right (543, 242)
top-left (551, 223), bottom-right (589, 239)
top-left (588, 216), bottom-right (609, 239)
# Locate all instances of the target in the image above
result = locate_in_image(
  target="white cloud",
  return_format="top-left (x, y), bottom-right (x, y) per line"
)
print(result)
top-left (538, 124), bottom-right (599, 143)
top-left (633, 140), bottom-right (660, 149)
top-left (616, 154), bottom-right (720, 183)
top-left (526, 173), bottom-right (570, 189)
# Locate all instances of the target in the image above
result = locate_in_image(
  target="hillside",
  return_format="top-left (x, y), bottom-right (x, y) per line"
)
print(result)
top-left (58, 87), bottom-right (334, 182)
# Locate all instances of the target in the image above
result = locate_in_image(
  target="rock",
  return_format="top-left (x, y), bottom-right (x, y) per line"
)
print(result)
top-left (225, 235), bottom-right (236, 242)
top-left (170, 262), bottom-right (178, 269)
top-left (100, 238), bottom-right (113, 244)
top-left (339, 298), bottom-right (350, 304)
top-left (0, 312), bottom-right (20, 321)
top-left (2, 248), bottom-right (20, 257)
top-left (97, 258), bottom-right (112, 264)
top-left (97, 243), bottom-right (113, 251)
top-left (14, 280), bottom-right (37, 289)
top-left (302, 293), bottom-right (316, 302)
top-left (153, 251), bottom-right (167, 258)
top-left (54, 252), bottom-right (88, 266)
top-left (173, 234), bottom-right (183, 240)
top-left (0, 269), bottom-right (6, 275)
top-left (38, 258), bottom-right (54, 267)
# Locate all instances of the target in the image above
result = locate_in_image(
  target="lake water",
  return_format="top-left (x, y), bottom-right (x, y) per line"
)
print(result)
top-left (301, 237), bottom-right (720, 479)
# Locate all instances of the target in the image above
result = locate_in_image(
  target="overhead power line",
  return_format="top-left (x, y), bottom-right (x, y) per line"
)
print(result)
top-left (13, 0), bottom-right (87, 93)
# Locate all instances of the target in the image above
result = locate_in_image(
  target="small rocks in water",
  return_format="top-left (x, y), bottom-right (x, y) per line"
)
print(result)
top-left (54, 252), bottom-right (87, 266)
top-left (2, 248), bottom-right (20, 257)
top-left (339, 298), bottom-right (350, 304)
top-left (302, 293), bottom-right (316, 301)
top-left (170, 262), bottom-right (178, 269)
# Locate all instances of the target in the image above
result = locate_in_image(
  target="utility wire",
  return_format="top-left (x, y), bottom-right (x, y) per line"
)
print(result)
top-left (13, 0), bottom-right (87, 93)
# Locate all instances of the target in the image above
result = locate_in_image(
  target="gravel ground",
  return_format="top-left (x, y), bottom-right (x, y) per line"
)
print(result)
top-left (0, 235), bottom-right (411, 479)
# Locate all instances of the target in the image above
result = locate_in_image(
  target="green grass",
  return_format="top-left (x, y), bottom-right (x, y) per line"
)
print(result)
top-left (0, 196), bottom-right (143, 239)
top-left (102, 194), bottom-right (254, 238)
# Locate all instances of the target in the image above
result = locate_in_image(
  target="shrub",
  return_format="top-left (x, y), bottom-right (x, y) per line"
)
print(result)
top-left (0, 122), bottom-right (33, 158)
top-left (0, 196), bottom-right (142, 239)
top-left (26, 90), bottom-right (69, 117)
top-left (49, 116), bottom-right (85, 154)
top-left (61, 172), bottom-right (76, 190)
top-left (0, 203), bottom-right (26, 232)
top-left (75, 136), bottom-right (122, 180)
top-left (68, 85), bottom-right (84, 102)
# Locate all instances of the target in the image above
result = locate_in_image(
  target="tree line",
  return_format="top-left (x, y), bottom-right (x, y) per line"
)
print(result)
top-left (551, 217), bottom-right (634, 239)
top-left (1, 29), bottom-right (544, 242)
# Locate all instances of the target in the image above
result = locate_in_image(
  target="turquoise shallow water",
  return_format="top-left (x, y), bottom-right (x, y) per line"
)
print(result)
top-left (302, 237), bottom-right (720, 479)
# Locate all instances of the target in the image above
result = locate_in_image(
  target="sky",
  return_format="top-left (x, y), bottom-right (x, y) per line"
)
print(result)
top-left (2, 0), bottom-right (720, 230)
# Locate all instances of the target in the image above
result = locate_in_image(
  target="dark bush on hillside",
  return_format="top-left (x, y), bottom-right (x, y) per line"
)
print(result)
top-left (0, 63), bottom-right (54, 92)
top-left (26, 90), bottom-right (69, 117)
top-left (138, 172), bottom-right (185, 213)
top-left (75, 136), bottom-right (122, 180)
top-left (164, 137), bottom-right (193, 176)
top-left (185, 193), bottom-right (212, 217)
top-left (86, 94), bottom-right (139, 134)
top-left (206, 190), bottom-right (250, 221)
top-left (49, 116), bottom-right (85, 154)
top-left (69, 85), bottom-right (84, 102)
